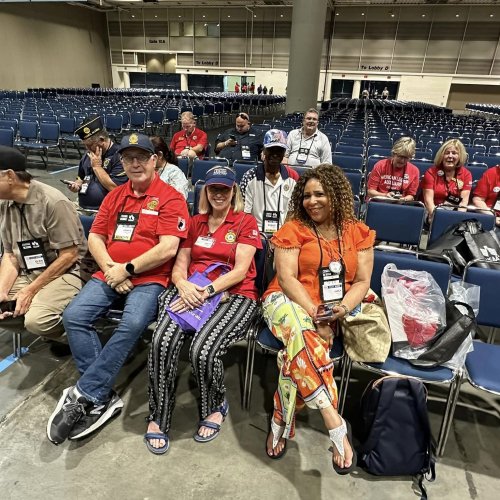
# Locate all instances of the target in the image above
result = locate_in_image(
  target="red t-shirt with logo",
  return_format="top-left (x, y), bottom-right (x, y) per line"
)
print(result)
top-left (170, 127), bottom-right (208, 159)
top-left (474, 165), bottom-right (500, 215)
top-left (181, 210), bottom-right (262, 300)
top-left (91, 174), bottom-right (189, 286)
top-left (367, 158), bottom-right (420, 198)
top-left (421, 165), bottom-right (473, 205)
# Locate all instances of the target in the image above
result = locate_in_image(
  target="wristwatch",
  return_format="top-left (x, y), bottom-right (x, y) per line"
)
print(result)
top-left (206, 284), bottom-right (216, 298)
top-left (125, 262), bottom-right (136, 276)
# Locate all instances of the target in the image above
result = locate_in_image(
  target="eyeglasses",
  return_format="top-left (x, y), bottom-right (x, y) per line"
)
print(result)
top-left (236, 113), bottom-right (249, 121)
top-left (121, 153), bottom-right (153, 165)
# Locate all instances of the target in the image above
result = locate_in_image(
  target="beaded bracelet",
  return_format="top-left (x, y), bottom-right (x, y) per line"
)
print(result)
top-left (338, 303), bottom-right (350, 317)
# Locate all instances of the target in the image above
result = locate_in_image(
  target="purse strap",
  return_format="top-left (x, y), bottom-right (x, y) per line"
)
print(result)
top-left (202, 262), bottom-right (231, 276)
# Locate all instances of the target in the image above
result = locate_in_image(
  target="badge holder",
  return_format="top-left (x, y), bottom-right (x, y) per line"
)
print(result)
top-left (263, 211), bottom-right (279, 234)
top-left (445, 193), bottom-right (461, 206)
top-left (113, 212), bottom-right (139, 242)
top-left (17, 238), bottom-right (48, 271)
top-left (317, 261), bottom-right (345, 321)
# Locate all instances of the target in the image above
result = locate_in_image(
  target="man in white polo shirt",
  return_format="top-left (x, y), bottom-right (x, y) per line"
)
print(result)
top-left (284, 108), bottom-right (332, 167)
top-left (240, 129), bottom-right (296, 235)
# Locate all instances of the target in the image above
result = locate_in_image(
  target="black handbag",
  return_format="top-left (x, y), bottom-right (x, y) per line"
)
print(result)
top-left (427, 219), bottom-right (500, 274)
top-left (409, 299), bottom-right (476, 368)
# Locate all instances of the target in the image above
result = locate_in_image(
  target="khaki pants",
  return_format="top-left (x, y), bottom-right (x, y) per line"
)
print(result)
top-left (0, 273), bottom-right (84, 338)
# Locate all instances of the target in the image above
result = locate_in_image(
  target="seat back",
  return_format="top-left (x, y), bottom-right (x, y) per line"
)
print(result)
top-left (0, 128), bottom-right (14, 147)
top-left (344, 170), bottom-right (363, 197)
top-left (428, 207), bottom-right (496, 247)
top-left (463, 261), bottom-right (500, 328)
top-left (233, 161), bottom-right (256, 184)
top-left (371, 247), bottom-right (452, 297)
top-left (18, 120), bottom-right (38, 140)
top-left (39, 122), bottom-right (60, 143)
top-left (365, 200), bottom-right (426, 246)
top-left (79, 214), bottom-right (94, 239)
top-left (192, 159), bottom-right (229, 185)
top-left (192, 180), bottom-right (205, 216)
top-left (332, 153), bottom-right (363, 171)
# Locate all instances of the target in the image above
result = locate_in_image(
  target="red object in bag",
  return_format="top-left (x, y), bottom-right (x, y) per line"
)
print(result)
top-left (402, 314), bottom-right (439, 347)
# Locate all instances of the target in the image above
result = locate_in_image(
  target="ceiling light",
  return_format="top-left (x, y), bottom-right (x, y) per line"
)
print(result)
top-left (280, 14), bottom-right (283, 18)
top-left (422, 14), bottom-right (426, 18)
top-left (227, 15), bottom-right (231, 18)
top-left (154, 15), bottom-right (157, 18)
top-left (490, 14), bottom-right (494, 18)
top-left (254, 15), bottom-right (257, 18)
top-left (131, 15), bottom-right (135, 18)
top-left (335, 12), bottom-right (339, 16)
top-left (202, 15), bottom-right (206, 18)
top-left (455, 14), bottom-right (460, 18)
top-left (361, 13), bottom-right (365, 16)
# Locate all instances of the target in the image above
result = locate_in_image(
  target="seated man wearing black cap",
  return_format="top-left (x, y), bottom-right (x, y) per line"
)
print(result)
top-left (66, 116), bottom-right (127, 210)
top-left (0, 146), bottom-right (91, 340)
top-left (214, 113), bottom-right (264, 164)
top-left (47, 133), bottom-right (189, 445)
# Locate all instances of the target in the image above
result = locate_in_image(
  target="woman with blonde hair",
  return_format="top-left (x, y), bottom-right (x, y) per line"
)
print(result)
top-left (263, 164), bottom-right (375, 473)
top-left (421, 139), bottom-right (472, 220)
top-left (145, 166), bottom-right (261, 454)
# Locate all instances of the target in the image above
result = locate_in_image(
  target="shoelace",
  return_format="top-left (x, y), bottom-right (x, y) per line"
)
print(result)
top-left (62, 401), bottom-right (85, 415)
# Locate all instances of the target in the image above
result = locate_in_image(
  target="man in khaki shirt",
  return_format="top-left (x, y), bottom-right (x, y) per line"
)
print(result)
top-left (0, 146), bottom-right (90, 339)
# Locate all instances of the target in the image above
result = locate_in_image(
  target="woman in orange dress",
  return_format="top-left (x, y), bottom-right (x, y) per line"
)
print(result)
top-left (262, 164), bottom-right (375, 473)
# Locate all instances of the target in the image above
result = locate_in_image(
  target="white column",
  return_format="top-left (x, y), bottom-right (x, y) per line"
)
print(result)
top-left (180, 73), bottom-right (188, 91)
top-left (285, 0), bottom-right (328, 114)
top-left (352, 80), bottom-right (361, 99)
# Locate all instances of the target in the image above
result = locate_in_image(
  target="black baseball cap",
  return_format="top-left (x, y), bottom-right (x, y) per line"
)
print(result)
top-left (0, 146), bottom-right (26, 172)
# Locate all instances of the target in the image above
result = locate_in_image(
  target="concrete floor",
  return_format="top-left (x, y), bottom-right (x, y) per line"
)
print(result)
top-left (1, 122), bottom-right (500, 499)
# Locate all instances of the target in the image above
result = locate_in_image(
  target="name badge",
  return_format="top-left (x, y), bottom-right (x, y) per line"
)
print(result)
top-left (17, 238), bottom-right (48, 271)
top-left (319, 263), bottom-right (345, 303)
top-left (263, 210), bottom-right (279, 234)
top-left (241, 145), bottom-right (251, 159)
top-left (494, 191), bottom-right (500, 212)
top-left (80, 175), bottom-right (91, 195)
top-left (113, 212), bottom-right (139, 242)
top-left (296, 147), bottom-right (309, 164)
top-left (446, 193), bottom-right (461, 206)
top-left (195, 236), bottom-right (216, 248)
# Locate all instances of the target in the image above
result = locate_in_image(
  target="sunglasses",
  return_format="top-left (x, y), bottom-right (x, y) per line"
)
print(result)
top-left (237, 113), bottom-right (250, 121)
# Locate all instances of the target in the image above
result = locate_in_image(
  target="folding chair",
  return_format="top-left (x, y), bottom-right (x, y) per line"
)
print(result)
top-left (233, 160), bottom-right (257, 184)
top-left (427, 206), bottom-right (496, 248)
top-left (365, 199), bottom-right (426, 247)
top-left (339, 246), bottom-right (460, 456)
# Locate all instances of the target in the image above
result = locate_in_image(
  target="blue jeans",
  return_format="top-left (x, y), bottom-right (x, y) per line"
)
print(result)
top-left (63, 278), bottom-right (164, 404)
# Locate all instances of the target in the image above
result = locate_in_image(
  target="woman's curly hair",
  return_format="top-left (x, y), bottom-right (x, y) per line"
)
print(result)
top-left (286, 164), bottom-right (357, 234)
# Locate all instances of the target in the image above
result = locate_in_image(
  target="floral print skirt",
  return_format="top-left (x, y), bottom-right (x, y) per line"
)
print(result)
top-left (262, 292), bottom-right (338, 440)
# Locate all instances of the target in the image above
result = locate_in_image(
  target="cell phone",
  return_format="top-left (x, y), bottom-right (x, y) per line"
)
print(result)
top-left (316, 303), bottom-right (336, 322)
top-left (0, 300), bottom-right (16, 313)
top-left (60, 179), bottom-right (73, 186)
top-left (229, 134), bottom-right (236, 141)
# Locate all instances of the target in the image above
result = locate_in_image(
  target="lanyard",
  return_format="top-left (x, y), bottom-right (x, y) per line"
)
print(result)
top-left (16, 204), bottom-right (36, 240)
top-left (443, 175), bottom-right (460, 196)
top-left (296, 131), bottom-right (316, 158)
top-left (261, 180), bottom-right (282, 232)
top-left (313, 225), bottom-right (343, 274)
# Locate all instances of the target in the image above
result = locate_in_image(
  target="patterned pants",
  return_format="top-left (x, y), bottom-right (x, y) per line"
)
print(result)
top-left (262, 292), bottom-right (338, 440)
top-left (148, 285), bottom-right (258, 433)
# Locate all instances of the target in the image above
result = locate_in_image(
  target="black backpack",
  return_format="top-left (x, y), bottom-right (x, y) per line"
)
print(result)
top-left (358, 376), bottom-right (436, 500)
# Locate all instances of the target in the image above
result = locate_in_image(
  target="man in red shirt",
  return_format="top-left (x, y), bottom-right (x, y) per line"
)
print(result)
top-left (367, 137), bottom-right (420, 201)
top-left (473, 165), bottom-right (500, 226)
top-left (169, 111), bottom-right (208, 160)
top-left (47, 133), bottom-right (189, 446)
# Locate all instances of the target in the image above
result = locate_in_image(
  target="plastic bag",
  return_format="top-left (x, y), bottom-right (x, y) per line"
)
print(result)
top-left (381, 263), bottom-right (447, 359)
top-left (440, 281), bottom-right (479, 370)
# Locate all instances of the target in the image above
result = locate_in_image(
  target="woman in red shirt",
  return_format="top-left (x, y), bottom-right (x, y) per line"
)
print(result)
top-left (421, 139), bottom-right (472, 221)
top-left (145, 166), bottom-right (261, 454)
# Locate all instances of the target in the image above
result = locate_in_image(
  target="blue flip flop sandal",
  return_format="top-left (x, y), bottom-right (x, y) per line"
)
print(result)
top-left (193, 399), bottom-right (229, 443)
top-left (144, 432), bottom-right (170, 455)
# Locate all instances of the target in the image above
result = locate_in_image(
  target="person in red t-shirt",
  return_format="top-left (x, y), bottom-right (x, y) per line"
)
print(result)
top-left (367, 137), bottom-right (420, 201)
top-left (473, 165), bottom-right (500, 226)
top-left (421, 139), bottom-right (472, 222)
top-left (145, 165), bottom-right (262, 454)
top-left (169, 111), bottom-right (208, 160)
top-left (47, 133), bottom-right (189, 446)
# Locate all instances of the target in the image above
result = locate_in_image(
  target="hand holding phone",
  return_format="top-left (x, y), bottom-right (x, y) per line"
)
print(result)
top-left (0, 300), bottom-right (17, 314)
top-left (315, 303), bottom-right (336, 323)
top-left (60, 179), bottom-right (73, 186)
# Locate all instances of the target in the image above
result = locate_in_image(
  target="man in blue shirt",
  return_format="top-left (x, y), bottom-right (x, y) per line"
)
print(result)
top-left (65, 116), bottom-right (127, 210)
